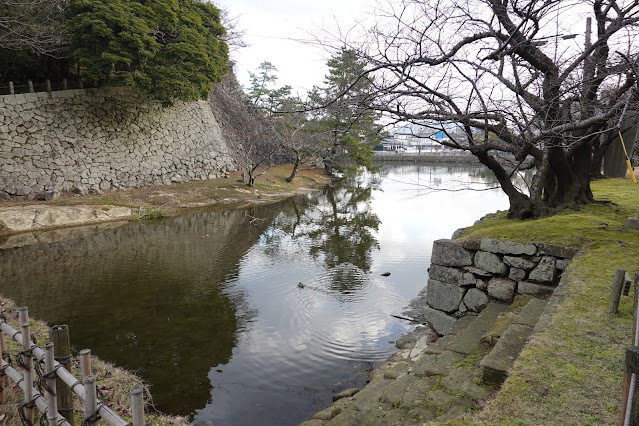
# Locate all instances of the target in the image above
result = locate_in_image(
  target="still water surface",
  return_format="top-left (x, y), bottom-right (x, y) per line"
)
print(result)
top-left (0, 164), bottom-right (509, 425)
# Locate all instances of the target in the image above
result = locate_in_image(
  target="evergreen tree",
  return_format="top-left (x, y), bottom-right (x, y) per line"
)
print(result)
top-left (310, 48), bottom-right (383, 175)
top-left (66, 0), bottom-right (228, 105)
top-left (247, 61), bottom-right (291, 114)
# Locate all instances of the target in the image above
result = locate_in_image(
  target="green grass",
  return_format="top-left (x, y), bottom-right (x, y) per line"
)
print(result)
top-left (454, 178), bottom-right (639, 425)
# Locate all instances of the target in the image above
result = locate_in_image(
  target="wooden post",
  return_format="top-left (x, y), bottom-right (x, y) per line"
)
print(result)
top-left (608, 268), bottom-right (626, 314)
top-left (46, 79), bottom-right (52, 93)
top-left (50, 325), bottom-right (75, 425)
top-left (624, 346), bottom-right (639, 425)
top-left (8, 81), bottom-right (14, 95)
top-left (634, 272), bottom-right (639, 346)
top-left (79, 349), bottom-right (91, 379)
top-left (0, 327), bottom-right (7, 403)
top-left (130, 386), bottom-right (144, 426)
top-left (28, 80), bottom-right (34, 93)
top-left (63, 79), bottom-right (68, 90)
top-left (18, 307), bottom-right (34, 424)
top-left (45, 343), bottom-right (59, 425)
top-left (83, 376), bottom-right (98, 426)
top-left (79, 79), bottom-right (83, 89)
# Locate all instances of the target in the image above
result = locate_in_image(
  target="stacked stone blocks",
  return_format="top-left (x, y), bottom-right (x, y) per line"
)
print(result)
top-left (0, 87), bottom-right (235, 199)
top-left (405, 238), bottom-right (578, 334)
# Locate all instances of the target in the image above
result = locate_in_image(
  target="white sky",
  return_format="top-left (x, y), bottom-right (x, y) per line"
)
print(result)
top-left (218, 0), bottom-right (372, 96)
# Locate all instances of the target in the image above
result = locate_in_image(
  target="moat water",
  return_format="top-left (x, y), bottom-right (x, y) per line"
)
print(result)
top-left (0, 164), bottom-right (510, 425)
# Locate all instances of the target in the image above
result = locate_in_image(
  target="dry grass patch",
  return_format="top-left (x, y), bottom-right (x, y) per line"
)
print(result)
top-left (0, 296), bottom-right (188, 425)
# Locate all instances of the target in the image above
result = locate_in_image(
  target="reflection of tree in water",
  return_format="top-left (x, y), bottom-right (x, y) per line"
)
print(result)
top-left (265, 179), bottom-right (381, 295)
top-left (0, 208), bottom-right (275, 415)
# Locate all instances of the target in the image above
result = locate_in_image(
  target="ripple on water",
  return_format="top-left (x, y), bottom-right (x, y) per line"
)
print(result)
top-left (289, 263), bottom-right (408, 365)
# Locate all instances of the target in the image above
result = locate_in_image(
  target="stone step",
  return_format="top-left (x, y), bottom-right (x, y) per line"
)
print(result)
top-left (302, 298), bottom-right (548, 425)
top-left (445, 302), bottom-right (508, 355)
top-left (480, 312), bottom-right (516, 346)
top-left (479, 298), bottom-right (549, 384)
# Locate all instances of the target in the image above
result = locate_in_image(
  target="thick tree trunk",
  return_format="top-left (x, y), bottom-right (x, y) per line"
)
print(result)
top-left (475, 149), bottom-right (535, 219)
top-left (476, 147), bottom-right (595, 219)
top-left (323, 160), bottom-right (334, 177)
top-left (287, 151), bottom-right (301, 182)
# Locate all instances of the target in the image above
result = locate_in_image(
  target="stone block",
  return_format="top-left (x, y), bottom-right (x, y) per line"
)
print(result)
top-left (426, 279), bottom-right (467, 313)
top-left (461, 237), bottom-right (481, 251)
top-left (480, 238), bottom-right (537, 256)
top-left (517, 281), bottom-right (554, 298)
top-left (625, 218), bottom-right (639, 229)
top-left (481, 311), bottom-right (516, 346)
top-left (487, 278), bottom-right (516, 303)
top-left (528, 256), bottom-right (557, 283)
top-left (333, 388), bottom-right (360, 402)
top-left (465, 266), bottom-right (492, 278)
top-left (399, 376), bottom-right (439, 408)
top-left (503, 255), bottom-right (536, 270)
top-left (480, 323), bottom-right (533, 385)
top-left (414, 350), bottom-right (465, 377)
top-left (514, 298), bottom-right (548, 327)
top-left (23, 92), bottom-right (39, 103)
top-left (463, 288), bottom-right (489, 313)
top-left (537, 243), bottom-right (579, 258)
top-left (474, 251), bottom-right (508, 275)
top-left (417, 306), bottom-right (457, 335)
top-left (509, 267), bottom-right (526, 281)
top-left (476, 278), bottom-right (488, 291)
top-left (430, 239), bottom-right (473, 267)
top-left (429, 264), bottom-right (476, 286)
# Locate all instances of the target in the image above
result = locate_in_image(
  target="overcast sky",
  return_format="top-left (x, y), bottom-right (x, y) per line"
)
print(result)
top-left (218, 0), bottom-right (372, 96)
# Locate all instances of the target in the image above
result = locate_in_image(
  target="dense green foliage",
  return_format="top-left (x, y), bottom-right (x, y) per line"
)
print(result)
top-left (67, 0), bottom-right (228, 105)
top-left (1, 0), bottom-right (229, 105)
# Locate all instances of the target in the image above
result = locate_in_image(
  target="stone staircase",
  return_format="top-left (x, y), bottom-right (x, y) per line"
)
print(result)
top-left (301, 296), bottom-right (548, 425)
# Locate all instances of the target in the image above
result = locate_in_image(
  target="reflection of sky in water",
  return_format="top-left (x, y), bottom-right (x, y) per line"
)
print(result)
top-left (196, 164), bottom-right (510, 426)
top-left (0, 163), bottom-right (512, 425)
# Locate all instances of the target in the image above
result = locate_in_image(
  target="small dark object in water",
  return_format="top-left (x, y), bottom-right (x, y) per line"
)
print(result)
top-left (297, 282), bottom-right (305, 288)
top-left (380, 272), bottom-right (391, 277)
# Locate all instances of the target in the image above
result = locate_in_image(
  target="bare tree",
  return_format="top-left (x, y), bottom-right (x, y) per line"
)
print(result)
top-left (210, 65), bottom-right (283, 187)
top-left (214, 2), bottom-right (247, 54)
top-left (0, 0), bottom-right (69, 56)
top-left (331, 0), bottom-right (639, 218)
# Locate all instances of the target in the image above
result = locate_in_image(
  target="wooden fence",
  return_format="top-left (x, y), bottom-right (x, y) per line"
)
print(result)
top-left (614, 270), bottom-right (639, 425)
top-left (0, 306), bottom-right (143, 425)
top-left (0, 78), bottom-right (93, 96)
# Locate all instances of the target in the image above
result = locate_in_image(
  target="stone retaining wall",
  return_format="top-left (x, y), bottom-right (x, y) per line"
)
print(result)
top-left (404, 238), bottom-right (579, 334)
top-left (0, 86), bottom-right (235, 199)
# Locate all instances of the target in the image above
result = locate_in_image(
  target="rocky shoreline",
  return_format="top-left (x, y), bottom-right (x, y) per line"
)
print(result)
top-left (301, 237), bottom-right (580, 425)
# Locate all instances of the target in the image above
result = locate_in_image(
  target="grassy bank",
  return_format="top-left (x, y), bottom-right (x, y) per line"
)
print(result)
top-left (0, 296), bottom-right (189, 425)
top-left (0, 165), bottom-right (331, 216)
top-left (451, 178), bottom-right (639, 425)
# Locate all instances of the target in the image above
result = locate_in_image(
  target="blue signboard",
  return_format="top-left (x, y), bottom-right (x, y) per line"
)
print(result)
top-left (434, 131), bottom-right (445, 140)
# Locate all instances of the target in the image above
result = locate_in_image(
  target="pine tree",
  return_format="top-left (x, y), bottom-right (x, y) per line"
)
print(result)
top-left (66, 0), bottom-right (228, 105)
top-left (310, 48), bottom-right (383, 175)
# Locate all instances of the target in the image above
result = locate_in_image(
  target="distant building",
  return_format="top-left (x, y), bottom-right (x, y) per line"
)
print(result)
top-left (381, 124), bottom-right (452, 152)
